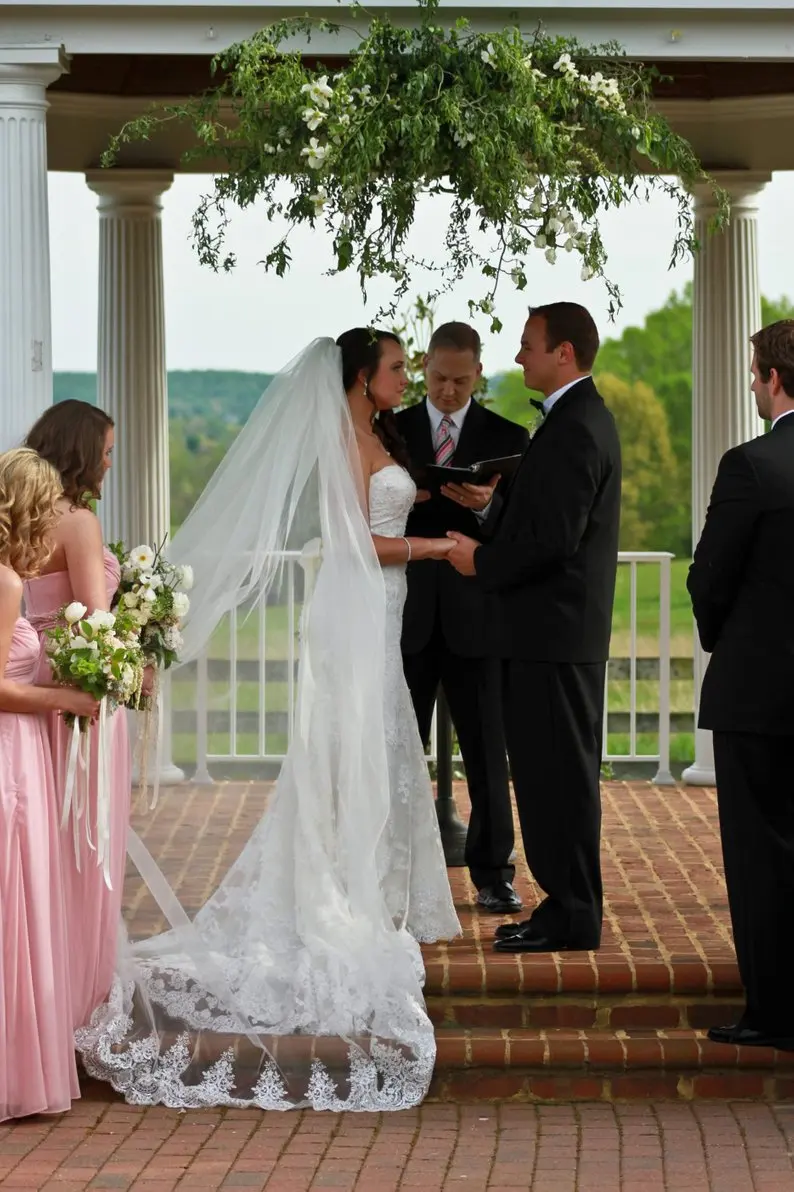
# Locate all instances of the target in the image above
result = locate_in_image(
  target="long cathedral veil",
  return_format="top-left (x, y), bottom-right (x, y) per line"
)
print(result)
top-left (75, 338), bottom-right (439, 1109)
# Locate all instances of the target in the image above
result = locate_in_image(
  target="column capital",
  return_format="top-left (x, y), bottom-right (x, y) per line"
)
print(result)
top-left (0, 44), bottom-right (68, 102)
top-left (693, 170), bottom-right (772, 216)
top-left (86, 169), bottom-right (175, 215)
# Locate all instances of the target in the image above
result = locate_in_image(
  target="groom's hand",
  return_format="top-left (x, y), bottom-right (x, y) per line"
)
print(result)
top-left (446, 531), bottom-right (480, 576)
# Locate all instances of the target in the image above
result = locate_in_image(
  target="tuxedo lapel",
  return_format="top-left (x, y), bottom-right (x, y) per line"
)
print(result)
top-left (415, 399), bottom-right (437, 465)
top-left (452, 400), bottom-right (487, 466)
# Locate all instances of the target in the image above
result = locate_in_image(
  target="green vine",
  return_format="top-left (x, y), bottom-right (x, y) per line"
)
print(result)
top-left (103, 0), bottom-right (729, 328)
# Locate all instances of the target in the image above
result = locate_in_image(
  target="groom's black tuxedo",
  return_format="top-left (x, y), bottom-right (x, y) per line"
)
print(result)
top-left (688, 412), bottom-right (794, 1033)
top-left (398, 398), bottom-right (529, 890)
top-left (475, 376), bottom-right (622, 946)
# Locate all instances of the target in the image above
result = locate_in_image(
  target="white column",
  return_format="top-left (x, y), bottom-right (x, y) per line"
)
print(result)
top-left (682, 171), bottom-right (770, 787)
top-left (0, 46), bottom-right (67, 450)
top-left (86, 169), bottom-right (184, 785)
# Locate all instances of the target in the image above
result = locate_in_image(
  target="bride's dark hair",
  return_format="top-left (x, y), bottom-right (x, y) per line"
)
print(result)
top-left (336, 328), bottom-right (411, 470)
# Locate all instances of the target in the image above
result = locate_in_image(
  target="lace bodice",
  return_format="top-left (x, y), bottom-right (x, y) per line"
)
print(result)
top-left (369, 465), bottom-right (416, 538)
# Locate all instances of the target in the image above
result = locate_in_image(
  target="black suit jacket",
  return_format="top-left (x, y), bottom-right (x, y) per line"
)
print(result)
top-left (688, 414), bottom-right (794, 735)
top-left (475, 377), bottom-right (622, 662)
top-left (398, 398), bottom-right (530, 657)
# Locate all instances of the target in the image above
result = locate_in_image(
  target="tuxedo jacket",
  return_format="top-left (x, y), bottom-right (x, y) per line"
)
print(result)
top-left (398, 398), bottom-right (529, 657)
top-left (475, 376), bottom-right (622, 662)
top-left (688, 414), bottom-right (794, 735)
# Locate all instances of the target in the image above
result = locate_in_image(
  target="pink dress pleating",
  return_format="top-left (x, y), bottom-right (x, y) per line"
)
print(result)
top-left (23, 549), bottom-right (132, 1029)
top-left (0, 618), bottom-right (80, 1121)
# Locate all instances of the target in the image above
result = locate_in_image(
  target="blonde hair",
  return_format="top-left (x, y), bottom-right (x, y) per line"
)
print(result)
top-left (0, 447), bottom-right (63, 578)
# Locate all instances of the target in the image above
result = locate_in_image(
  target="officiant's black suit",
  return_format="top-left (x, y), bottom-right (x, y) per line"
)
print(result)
top-left (398, 398), bottom-right (529, 889)
top-left (688, 413), bottom-right (794, 1035)
top-left (475, 376), bottom-right (621, 947)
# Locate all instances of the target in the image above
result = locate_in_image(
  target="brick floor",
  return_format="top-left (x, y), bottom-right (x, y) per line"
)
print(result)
top-left (125, 780), bottom-right (734, 969)
top-left (4, 1102), bottom-right (794, 1191)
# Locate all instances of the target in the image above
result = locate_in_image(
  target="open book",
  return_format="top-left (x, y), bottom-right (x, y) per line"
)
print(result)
top-left (424, 453), bottom-right (523, 490)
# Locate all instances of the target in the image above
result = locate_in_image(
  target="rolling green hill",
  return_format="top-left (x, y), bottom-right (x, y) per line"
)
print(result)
top-left (54, 371), bottom-right (275, 425)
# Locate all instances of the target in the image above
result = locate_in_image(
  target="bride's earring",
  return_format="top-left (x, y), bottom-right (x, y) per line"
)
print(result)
top-left (363, 380), bottom-right (369, 398)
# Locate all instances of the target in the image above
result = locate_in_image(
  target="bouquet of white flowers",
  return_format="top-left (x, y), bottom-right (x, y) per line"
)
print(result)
top-left (45, 602), bottom-right (146, 885)
top-left (109, 540), bottom-right (192, 676)
top-left (109, 539), bottom-right (193, 809)
top-left (45, 601), bottom-right (145, 722)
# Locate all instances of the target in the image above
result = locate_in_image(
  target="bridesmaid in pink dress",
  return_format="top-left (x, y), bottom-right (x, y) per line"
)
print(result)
top-left (24, 401), bottom-right (141, 1030)
top-left (0, 448), bottom-right (100, 1121)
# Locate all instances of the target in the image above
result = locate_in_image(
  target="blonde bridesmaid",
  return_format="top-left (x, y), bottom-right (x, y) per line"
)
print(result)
top-left (24, 401), bottom-right (137, 1029)
top-left (0, 448), bottom-right (99, 1120)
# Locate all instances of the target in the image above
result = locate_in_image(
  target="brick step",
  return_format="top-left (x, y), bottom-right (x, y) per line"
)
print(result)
top-left (424, 948), bottom-right (744, 1030)
top-left (428, 1027), bottom-right (794, 1102)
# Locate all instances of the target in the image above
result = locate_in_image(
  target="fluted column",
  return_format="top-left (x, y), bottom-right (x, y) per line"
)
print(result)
top-left (0, 46), bottom-right (67, 449)
top-left (86, 169), bottom-right (184, 784)
top-left (682, 171), bottom-right (770, 787)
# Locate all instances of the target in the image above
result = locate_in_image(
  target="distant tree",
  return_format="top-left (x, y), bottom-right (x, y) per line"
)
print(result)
top-left (598, 373), bottom-right (681, 552)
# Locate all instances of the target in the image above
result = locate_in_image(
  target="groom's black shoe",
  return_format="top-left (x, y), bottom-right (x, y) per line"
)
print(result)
top-left (493, 920), bottom-right (598, 953)
top-left (476, 882), bottom-right (522, 914)
top-left (707, 1023), bottom-right (794, 1052)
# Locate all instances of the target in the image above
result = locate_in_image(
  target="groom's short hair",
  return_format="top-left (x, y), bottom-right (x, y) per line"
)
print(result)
top-left (427, 322), bottom-right (482, 361)
top-left (529, 302), bottom-right (600, 371)
top-left (751, 320), bottom-right (794, 397)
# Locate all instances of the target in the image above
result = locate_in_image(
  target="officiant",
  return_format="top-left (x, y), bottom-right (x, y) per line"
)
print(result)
top-left (397, 322), bottom-right (529, 914)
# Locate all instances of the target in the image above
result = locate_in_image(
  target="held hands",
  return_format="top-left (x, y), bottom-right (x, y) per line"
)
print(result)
top-left (441, 473), bottom-right (501, 512)
top-left (425, 538), bottom-right (456, 560)
top-left (445, 531), bottom-right (480, 576)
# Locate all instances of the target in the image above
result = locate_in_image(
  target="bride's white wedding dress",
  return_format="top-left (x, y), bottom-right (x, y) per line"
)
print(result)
top-left (76, 454), bottom-right (460, 1111)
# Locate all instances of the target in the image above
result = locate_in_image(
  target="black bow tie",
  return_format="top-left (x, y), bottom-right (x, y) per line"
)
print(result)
top-left (530, 399), bottom-right (546, 417)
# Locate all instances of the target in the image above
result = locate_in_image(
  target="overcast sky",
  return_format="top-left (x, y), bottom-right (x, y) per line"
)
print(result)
top-left (48, 170), bottom-right (794, 375)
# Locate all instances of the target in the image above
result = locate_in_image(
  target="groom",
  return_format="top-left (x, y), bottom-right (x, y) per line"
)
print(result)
top-left (447, 303), bottom-right (621, 952)
top-left (688, 320), bottom-right (794, 1051)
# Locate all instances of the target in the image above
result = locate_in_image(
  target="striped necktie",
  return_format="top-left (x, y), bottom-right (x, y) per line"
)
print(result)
top-left (435, 414), bottom-right (455, 466)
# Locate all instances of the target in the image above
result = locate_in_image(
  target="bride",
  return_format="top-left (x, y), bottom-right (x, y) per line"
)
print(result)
top-left (76, 331), bottom-right (462, 1111)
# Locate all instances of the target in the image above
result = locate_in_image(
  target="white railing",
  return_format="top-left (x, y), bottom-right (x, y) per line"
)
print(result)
top-left (182, 550), bottom-right (677, 786)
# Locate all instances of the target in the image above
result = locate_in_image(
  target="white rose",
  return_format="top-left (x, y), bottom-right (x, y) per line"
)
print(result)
top-left (130, 545), bottom-right (155, 570)
top-left (72, 638), bottom-right (98, 652)
top-left (177, 565), bottom-right (194, 592)
top-left (140, 587), bottom-right (157, 604)
top-left (64, 601), bottom-right (87, 625)
top-left (133, 608), bottom-right (151, 626)
top-left (172, 592), bottom-right (190, 619)
top-left (86, 610), bottom-right (115, 632)
top-left (122, 591), bottom-right (139, 608)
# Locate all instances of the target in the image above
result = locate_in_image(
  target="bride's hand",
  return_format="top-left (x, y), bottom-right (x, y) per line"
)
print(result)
top-left (427, 538), bottom-right (455, 560)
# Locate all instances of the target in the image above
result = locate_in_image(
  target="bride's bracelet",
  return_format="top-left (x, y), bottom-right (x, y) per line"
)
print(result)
top-left (403, 537), bottom-right (412, 562)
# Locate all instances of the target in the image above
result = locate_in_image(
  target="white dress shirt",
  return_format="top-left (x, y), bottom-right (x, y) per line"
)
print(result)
top-left (771, 409), bottom-right (794, 429)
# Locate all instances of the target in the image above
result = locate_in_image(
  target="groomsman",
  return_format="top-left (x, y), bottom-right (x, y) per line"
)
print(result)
top-left (689, 320), bottom-right (794, 1051)
top-left (447, 304), bottom-right (621, 952)
top-left (398, 322), bottom-right (529, 913)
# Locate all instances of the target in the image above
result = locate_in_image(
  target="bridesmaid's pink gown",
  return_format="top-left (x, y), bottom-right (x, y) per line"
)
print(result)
top-left (24, 550), bottom-right (132, 1030)
top-left (0, 618), bottom-right (80, 1121)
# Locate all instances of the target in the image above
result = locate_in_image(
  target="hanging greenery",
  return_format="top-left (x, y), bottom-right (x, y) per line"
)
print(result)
top-left (103, 0), bottom-right (728, 329)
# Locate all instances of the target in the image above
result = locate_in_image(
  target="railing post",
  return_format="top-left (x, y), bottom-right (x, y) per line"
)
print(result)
top-left (434, 688), bottom-right (468, 867)
top-left (653, 553), bottom-right (675, 785)
top-left (193, 651), bottom-right (213, 785)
